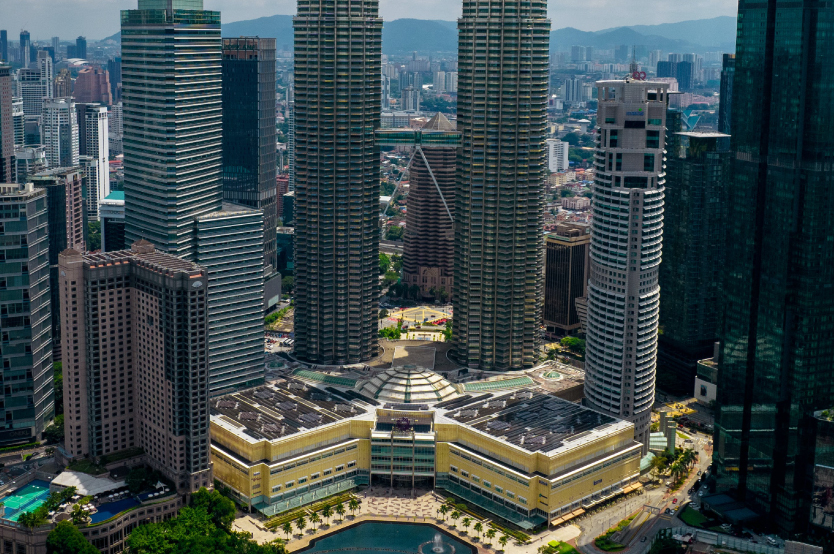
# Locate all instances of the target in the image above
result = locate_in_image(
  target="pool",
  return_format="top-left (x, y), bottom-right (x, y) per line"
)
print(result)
top-left (297, 522), bottom-right (476, 554)
top-left (89, 498), bottom-right (141, 523)
top-left (1, 480), bottom-right (51, 522)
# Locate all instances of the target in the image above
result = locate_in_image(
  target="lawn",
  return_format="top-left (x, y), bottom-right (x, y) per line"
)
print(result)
top-left (544, 541), bottom-right (580, 554)
top-left (679, 506), bottom-right (708, 527)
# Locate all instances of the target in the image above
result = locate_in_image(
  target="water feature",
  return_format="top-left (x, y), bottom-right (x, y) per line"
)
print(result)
top-left (297, 522), bottom-right (473, 554)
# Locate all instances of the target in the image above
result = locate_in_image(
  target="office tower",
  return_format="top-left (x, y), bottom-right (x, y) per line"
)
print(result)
top-left (656, 61), bottom-right (674, 78)
top-left (718, 54), bottom-right (735, 135)
top-left (42, 97), bottom-right (79, 168)
top-left (401, 86), bottom-right (420, 111)
top-left (292, 0), bottom-right (382, 364)
top-left (59, 241), bottom-right (212, 491)
top-left (66, 45), bottom-right (76, 59)
top-left (546, 138), bottom-right (569, 173)
top-left (30, 167), bottom-right (85, 361)
top-left (387, 112), bottom-right (459, 299)
top-left (286, 84), bottom-right (295, 192)
top-left (74, 68), bottom-right (113, 105)
top-left (100, 191), bottom-right (125, 252)
top-left (563, 78), bottom-right (582, 102)
top-left (276, 174), bottom-right (289, 217)
top-left (0, 182), bottom-right (54, 445)
top-left (0, 31), bottom-right (6, 63)
top-left (712, 0), bottom-right (834, 533)
top-left (381, 74), bottom-right (391, 109)
top-left (122, 0), bottom-right (222, 259)
top-left (195, 205), bottom-right (265, 394)
top-left (433, 71), bottom-right (446, 92)
top-left (282, 191), bottom-right (294, 226)
top-left (0, 65), bottom-right (13, 184)
top-left (17, 68), bottom-right (45, 117)
top-left (19, 32), bottom-right (30, 68)
top-left (648, 50), bottom-right (662, 70)
top-left (221, 37), bottom-right (277, 275)
top-left (667, 53), bottom-right (682, 63)
top-left (584, 80), bottom-right (670, 450)
top-left (123, 0), bottom-right (264, 395)
top-left (614, 45), bottom-right (629, 64)
top-left (108, 101), bottom-right (123, 156)
top-left (75, 37), bottom-right (87, 60)
top-left (76, 103), bottom-right (110, 220)
top-left (453, 0), bottom-right (549, 370)
top-left (51, 37), bottom-right (59, 58)
top-left (543, 223), bottom-right (590, 335)
top-left (571, 45), bottom-right (586, 62)
top-left (445, 72), bottom-right (458, 93)
top-left (14, 146), bottom-right (46, 183)
top-left (53, 69), bottom-right (72, 98)
top-left (12, 97), bottom-right (23, 148)
top-left (106, 57), bottom-right (122, 101)
top-left (657, 131), bottom-right (729, 395)
top-left (37, 51), bottom-right (54, 100)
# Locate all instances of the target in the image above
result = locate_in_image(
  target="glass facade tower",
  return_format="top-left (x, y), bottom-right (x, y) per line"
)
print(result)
top-left (121, 0), bottom-right (222, 261)
top-left (713, 0), bottom-right (834, 533)
top-left (453, 0), bottom-right (549, 370)
top-left (292, 0), bottom-right (382, 364)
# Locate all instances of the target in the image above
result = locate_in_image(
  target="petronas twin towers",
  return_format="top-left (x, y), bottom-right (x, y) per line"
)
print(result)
top-left (293, 0), bottom-right (550, 369)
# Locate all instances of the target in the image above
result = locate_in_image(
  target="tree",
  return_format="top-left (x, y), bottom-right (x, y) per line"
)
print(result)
top-left (335, 502), bottom-right (346, 522)
top-left (473, 521), bottom-right (483, 539)
top-left (499, 535), bottom-right (510, 550)
top-left (386, 225), bottom-right (404, 241)
top-left (53, 362), bottom-right (63, 415)
top-left (44, 414), bottom-right (65, 443)
top-left (282, 521), bottom-right (293, 540)
top-left (46, 521), bottom-right (99, 554)
top-left (485, 528), bottom-right (496, 544)
top-left (670, 461), bottom-right (684, 483)
top-left (562, 132), bottom-right (581, 146)
top-left (309, 511), bottom-right (320, 532)
top-left (383, 270), bottom-right (400, 287)
top-left (379, 309), bottom-right (389, 319)
top-left (461, 517), bottom-right (471, 534)
top-left (391, 254), bottom-right (403, 272)
top-left (450, 510), bottom-right (460, 527)
top-left (70, 503), bottom-right (90, 525)
top-left (379, 319), bottom-right (403, 340)
top-left (438, 287), bottom-right (449, 303)
top-left (560, 188), bottom-right (576, 198)
top-left (348, 497), bottom-right (359, 517)
top-left (560, 336), bottom-right (586, 355)
top-left (295, 515), bottom-right (306, 536)
top-left (281, 275), bottom-right (294, 294)
top-left (321, 504), bottom-right (332, 526)
top-left (87, 221), bottom-right (101, 251)
top-left (650, 455), bottom-right (666, 481)
top-left (408, 284), bottom-right (421, 300)
top-left (439, 504), bottom-right (449, 521)
top-left (379, 253), bottom-right (391, 275)
top-left (191, 488), bottom-right (236, 531)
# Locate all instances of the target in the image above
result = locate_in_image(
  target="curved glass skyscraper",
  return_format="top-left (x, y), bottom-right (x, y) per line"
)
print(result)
top-left (584, 81), bottom-right (670, 450)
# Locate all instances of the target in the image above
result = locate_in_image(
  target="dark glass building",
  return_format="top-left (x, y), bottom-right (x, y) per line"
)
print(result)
top-left (221, 37), bottom-right (277, 275)
top-left (75, 36), bottom-right (87, 60)
top-left (657, 131), bottom-right (729, 395)
top-left (292, 0), bottom-right (382, 364)
top-left (0, 183), bottom-right (54, 445)
top-left (453, 0), bottom-right (549, 370)
top-left (543, 223), bottom-right (589, 335)
top-left (713, 0), bottom-right (834, 533)
top-left (718, 54), bottom-right (735, 135)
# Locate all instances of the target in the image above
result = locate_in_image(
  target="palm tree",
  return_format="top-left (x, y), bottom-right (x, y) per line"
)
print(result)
top-left (70, 503), bottom-right (89, 525)
top-left (295, 515), bottom-right (306, 536)
top-left (450, 510), bottom-right (460, 527)
top-left (499, 535), bottom-right (509, 551)
top-left (309, 511), bottom-right (320, 532)
top-left (485, 528), bottom-right (496, 545)
top-left (473, 521), bottom-right (483, 539)
top-left (335, 502), bottom-right (346, 522)
top-left (461, 517), bottom-right (472, 534)
top-left (670, 461), bottom-right (684, 483)
top-left (446, 497), bottom-right (456, 507)
top-left (322, 505), bottom-right (332, 526)
top-left (348, 497), bottom-right (359, 517)
top-left (681, 448), bottom-right (697, 469)
top-left (439, 504), bottom-right (449, 521)
top-left (282, 521), bottom-right (293, 540)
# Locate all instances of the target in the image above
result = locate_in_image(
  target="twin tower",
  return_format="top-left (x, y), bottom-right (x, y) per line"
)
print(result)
top-left (292, 0), bottom-right (551, 370)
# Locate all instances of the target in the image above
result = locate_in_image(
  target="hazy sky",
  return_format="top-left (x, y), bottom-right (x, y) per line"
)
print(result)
top-left (9, 0), bottom-right (738, 41)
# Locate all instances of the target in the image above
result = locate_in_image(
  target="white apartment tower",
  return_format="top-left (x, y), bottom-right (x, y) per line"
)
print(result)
top-left (546, 138), bottom-right (569, 173)
top-left (42, 97), bottom-right (79, 168)
top-left (583, 79), bottom-right (670, 451)
top-left (77, 103), bottom-right (110, 220)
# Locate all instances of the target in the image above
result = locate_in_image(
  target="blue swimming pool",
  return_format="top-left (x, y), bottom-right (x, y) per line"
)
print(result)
top-left (298, 522), bottom-right (476, 554)
top-left (1, 480), bottom-right (51, 522)
top-left (89, 498), bottom-right (141, 523)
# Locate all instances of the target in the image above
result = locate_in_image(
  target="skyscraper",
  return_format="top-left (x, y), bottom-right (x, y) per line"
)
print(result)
top-left (74, 68), bottom-right (113, 105)
top-left (11, 96), bottom-right (23, 149)
top-left (221, 37), bottom-right (277, 274)
top-left (0, 64), bottom-right (14, 184)
top-left (546, 139), bottom-right (570, 173)
top-left (718, 54), bottom-right (735, 136)
top-left (59, 241), bottom-right (212, 491)
top-left (292, 0), bottom-right (382, 364)
top-left (19, 31), bottom-right (30, 68)
top-left (122, 0), bottom-right (223, 260)
top-left (75, 36), bottom-right (87, 60)
top-left (0, 183), bottom-right (54, 445)
top-left (453, 0), bottom-right (549, 370)
top-left (17, 68), bottom-right (46, 118)
top-left (583, 80), bottom-right (670, 450)
top-left (713, 0), bottom-right (834, 533)
top-left (76, 103), bottom-right (110, 220)
top-left (657, 131), bottom-right (729, 395)
top-left (42, 97), bottom-right (79, 168)
top-left (0, 31), bottom-right (7, 63)
top-left (37, 51), bottom-right (54, 101)
top-left (543, 223), bottom-right (590, 335)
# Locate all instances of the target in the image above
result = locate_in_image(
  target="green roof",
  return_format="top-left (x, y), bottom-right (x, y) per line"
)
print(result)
top-left (463, 376), bottom-right (535, 392)
top-left (292, 369), bottom-right (357, 388)
top-left (105, 191), bottom-right (125, 201)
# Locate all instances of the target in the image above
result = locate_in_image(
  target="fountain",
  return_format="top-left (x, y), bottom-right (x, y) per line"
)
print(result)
top-left (418, 531), bottom-right (456, 554)
top-left (432, 533), bottom-right (445, 553)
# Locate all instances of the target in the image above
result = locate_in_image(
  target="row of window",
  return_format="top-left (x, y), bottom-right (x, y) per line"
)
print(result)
top-left (268, 443), bottom-right (358, 475)
top-left (271, 461), bottom-right (356, 492)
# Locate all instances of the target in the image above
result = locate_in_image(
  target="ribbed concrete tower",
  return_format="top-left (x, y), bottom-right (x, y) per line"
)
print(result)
top-left (453, 0), bottom-right (549, 370)
top-left (292, 0), bottom-right (382, 364)
top-left (583, 80), bottom-right (670, 451)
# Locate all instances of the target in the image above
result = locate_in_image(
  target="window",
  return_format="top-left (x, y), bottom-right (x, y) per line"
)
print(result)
top-left (311, 473), bottom-right (320, 479)
top-left (648, 118), bottom-right (662, 126)
top-left (461, 470), bottom-right (469, 478)
top-left (624, 120), bottom-right (645, 129)
top-left (644, 154), bottom-right (654, 171)
top-left (347, 460), bottom-right (356, 468)
top-left (495, 486), bottom-right (503, 493)
top-left (518, 496), bottom-right (527, 505)
top-left (324, 468), bottom-right (332, 476)
top-left (285, 481), bottom-right (294, 488)
top-left (616, 153), bottom-right (622, 171)
top-left (298, 477), bottom-right (307, 484)
top-left (609, 130), bottom-right (618, 147)
top-left (506, 491), bottom-right (515, 499)
top-left (605, 117), bottom-right (615, 124)
top-left (646, 131), bottom-right (660, 148)
top-left (336, 465), bottom-right (345, 472)
top-left (483, 480), bottom-right (491, 488)
top-left (272, 485), bottom-right (281, 493)
top-left (472, 475), bottom-right (480, 483)
top-left (450, 466), bottom-right (458, 473)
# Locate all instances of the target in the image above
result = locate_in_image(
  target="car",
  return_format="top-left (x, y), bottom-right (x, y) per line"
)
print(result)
top-left (699, 490), bottom-right (705, 497)
top-left (641, 537), bottom-right (648, 543)
top-left (672, 498), bottom-right (678, 504)
top-left (666, 508), bottom-right (673, 514)
top-left (688, 488), bottom-right (694, 494)
top-left (697, 470), bottom-right (702, 475)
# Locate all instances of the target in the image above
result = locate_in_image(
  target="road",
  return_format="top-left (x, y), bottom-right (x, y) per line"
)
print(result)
top-left (575, 430), bottom-right (713, 554)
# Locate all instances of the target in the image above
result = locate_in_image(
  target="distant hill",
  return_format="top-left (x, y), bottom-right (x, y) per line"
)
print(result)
top-left (97, 15), bottom-right (736, 55)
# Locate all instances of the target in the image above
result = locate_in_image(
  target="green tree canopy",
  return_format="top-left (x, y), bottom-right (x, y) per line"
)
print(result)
top-left (379, 253), bottom-right (391, 275)
top-left (46, 521), bottom-right (99, 554)
top-left (190, 488), bottom-right (236, 531)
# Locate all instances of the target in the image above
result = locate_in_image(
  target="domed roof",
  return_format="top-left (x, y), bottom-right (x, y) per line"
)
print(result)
top-left (359, 365), bottom-right (460, 404)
